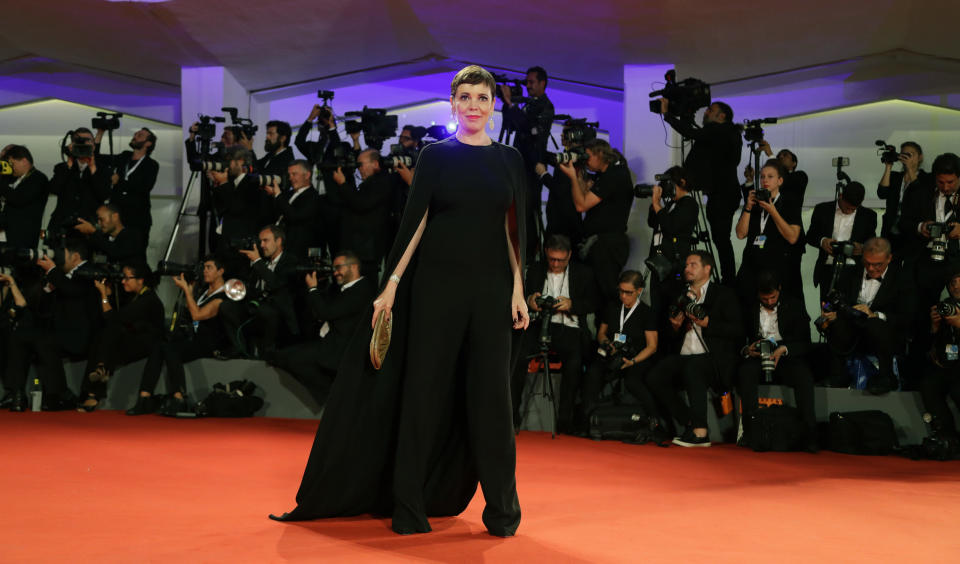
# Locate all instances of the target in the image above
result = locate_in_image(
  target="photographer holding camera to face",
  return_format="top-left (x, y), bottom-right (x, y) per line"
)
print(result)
top-left (332, 148), bottom-right (397, 278)
top-left (0, 145), bottom-right (49, 250)
top-left (263, 159), bottom-right (321, 259)
top-left (72, 203), bottom-right (146, 266)
top-left (736, 270), bottom-right (817, 452)
top-left (878, 141), bottom-right (927, 249)
top-left (920, 271), bottom-right (960, 449)
top-left (806, 182), bottom-right (877, 302)
top-left (209, 146), bottom-right (263, 275)
top-left (0, 266), bottom-right (46, 411)
top-left (534, 118), bottom-right (594, 249)
top-left (511, 234), bottom-right (598, 433)
top-left (48, 129), bottom-right (110, 236)
top-left (816, 237), bottom-right (913, 393)
top-left (257, 121), bottom-right (294, 177)
top-left (93, 126), bottom-right (158, 253)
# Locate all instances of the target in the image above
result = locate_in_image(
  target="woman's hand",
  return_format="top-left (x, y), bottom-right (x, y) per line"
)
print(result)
top-left (372, 283), bottom-right (397, 328)
top-left (512, 290), bottom-right (529, 330)
top-left (94, 278), bottom-right (109, 296)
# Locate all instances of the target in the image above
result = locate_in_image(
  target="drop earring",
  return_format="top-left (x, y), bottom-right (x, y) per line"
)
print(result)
top-left (488, 118), bottom-right (494, 131)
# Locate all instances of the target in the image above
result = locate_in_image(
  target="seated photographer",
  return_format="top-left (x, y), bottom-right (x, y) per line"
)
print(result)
top-left (72, 203), bottom-right (145, 265)
top-left (736, 270), bottom-right (817, 451)
top-left (332, 148), bottom-right (395, 277)
top-left (511, 234), bottom-right (598, 433)
top-left (920, 271), bottom-right (960, 441)
top-left (93, 127), bottom-right (158, 252)
top-left (0, 145), bottom-right (49, 249)
top-left (219, 225), bottom-right (299, 358)
top-left (77, 263), bottom-right (164, 412)
top-left (878, 141), bottom-right (927, 251)
top-left (817, 237), bottom-right (913, 393)
top-left (6, 238), bottom-right (102, 410)
top-left (806, 182), bottom-right (877, 302)
top-left (48, 128), bottom-right (110, 231)
top-left (735, 159), bottom-right (803, 305)
top-left (582, 271), bottom-right (662, 435)
top-left (210, 146), bottom-right (263, 275)
top-left (269, 251), bottom-right (376, 406)
top-left (560, 138), bottom-right (634, 303)
top-left (648, 251), bottom-right (742, 447)
top-left (128, 256), bottom-right (228, 416)
top-left (0, 266), bottom-right (46, 411)
top-left (257, 121), bottom-right (294, 177)
top-left (263, 159), bottom-right (321, 259)
top-left (644, 166), bottom-right (698, 314)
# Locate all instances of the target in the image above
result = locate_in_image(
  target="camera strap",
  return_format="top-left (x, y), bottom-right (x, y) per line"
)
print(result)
top-left (758, 193), bottom-right (780, 233)
top-left (124, 156), bottom-right (144, 181)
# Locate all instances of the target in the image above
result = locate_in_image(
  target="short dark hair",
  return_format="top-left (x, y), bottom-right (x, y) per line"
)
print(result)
top-left (688, 250), bottom-right (715, 272)
top-left (4, 145), bottom-right (33, 165)
top-left (777, 149), bottom-right (798, 168)
top-left (224, 146), bottom-right (254, 167)
top-left (662, 165), bottom-right (689, 189)
top-left (260, 224), bottom-right (285, 244)
top-left (121, 261), bottom-right (157, 287)
top-left (266, 121), bottom-right (292, 147)
top-left (450, 65), bottom-right (496, 99)
top-left (544, 234), bottom-right (572, 253)
top-left (762, 158), bottom-right (787, 179)
top-left (100, 202), bottom-right (122, 217)
top-left (527, 66), bottom-right (548, 86)
top-left (618, 270), bottom-right (645, 289)
top-left (141, 127), bottom-right (158, 156)
top-left (402, 125), bottom-right (427, 141)
top-left (64, 236), bottom-right (91, 261)
top-left (289, 159), bottom-right (312, 175)
top-left (73, 127), bottom-right (93, 140)
top-left (932, 153), bottom-right (960, 177)
top-left (756, 270), bottom-right (781, 294)
top-left (202, 254), bottom-right (225, 272)
top-left (841, 181), bottom-right (865, 207)
top-left (223, 125), bottom-right (242, 141)
top-left (900, 141), bottom-right (922, 155)
top-left (334, 250), bottom-right (361, 265)
top-left (713, 101), bottom-right (733, 122)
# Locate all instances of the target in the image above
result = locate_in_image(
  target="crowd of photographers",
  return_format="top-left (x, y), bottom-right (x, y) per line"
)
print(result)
top-left (0, 67), bottom-right (957, 457)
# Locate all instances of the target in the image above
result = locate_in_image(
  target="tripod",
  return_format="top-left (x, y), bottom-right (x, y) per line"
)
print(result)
top-left (164, 135), bottom-right (216, 263)
top-left (521, 313), bottom-right (559, 439)
top-left (678, 133), bottom-right (721, 283)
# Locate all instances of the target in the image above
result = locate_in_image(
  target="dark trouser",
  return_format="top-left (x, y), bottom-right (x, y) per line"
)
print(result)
top-left (920, 361), bottom-right (960, 436)
top-left (583, 357), bottom-right (658, 418)
top-left (138, 338), bottom-right (213, 396)
top-left (825, 315), bottom-right (900, 387)
top-left (648, 353), bottom-right (715, 430)
top-left (271, 340), bottom-right (337, 406)
top-left (6, 331), bottom-right (87, 399)
top-left (737, 357), bottom-right (816, 432)
top-left (706, 192), bottom-right (739, 284)
top-left (584, 233), bottom-right (629, 304)
top-left (910, 259), bottom-right (960, 379)
top-left (511, 321), bottom-right (584, 429)
top-left (81, 323), bottom-right (157, 399)
top-left (219, 300), bottom-right (283, 354)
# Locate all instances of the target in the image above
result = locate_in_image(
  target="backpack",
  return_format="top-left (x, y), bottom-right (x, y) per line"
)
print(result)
top-left (828, 410), bottom-right (899, 455)
top-left (196, 380), bottom-right (264, 417)
top-left (746, 405), bottom-right (806, 452)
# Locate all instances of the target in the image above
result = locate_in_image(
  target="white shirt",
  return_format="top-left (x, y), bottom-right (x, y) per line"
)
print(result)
top-left (680, 280), bottom-right (709, 356)
top-left (857, 267), bottom-right (887, 311)
top-left (275, 186), bottom-right (311, 225)
top-left (758, 304), bottom-right (783, 342)
top-left (542, 267), bottom-right (579, 329)
top-left (824, 204), bottom-right (858, 265)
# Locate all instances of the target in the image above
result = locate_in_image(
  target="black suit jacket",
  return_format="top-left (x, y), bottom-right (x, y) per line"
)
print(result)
top-left (213, 174), bottom-right (263, 245)
top-left (338, 172), bottom-right (396, 265)
top-left (0, 170), bottom-right (49, 249)
top-left (249, 252), bottom-right (300, 334)
top-left (48, 162), bottom-right (110, 229)
top-left (897, 174), bottom-right (946, 259)
top-left (835, 261), bottom-right (914, 337)
top-left (273, 186), bottom-right (321, 257)
top-left (879, 169), bottom-right (929, 238)
top-left (541, 170), bottom-right (582, 244)
top-left (665, 282), bottom-right (744, 384)
top-left (524, 261), bottom-right (599, 324)
top-left (44, 262), bottom-right (103, 353)
top-left (104, 288), bottom-right (165, 343)
top-left (741, 295), bottom-right (810, 358)
top-left (665, 118), bottom-right (742, 198)
top-left (648, 194), bottom-right (698, 262)
top-left (806, 201), bottom-right (877, 288)
top-left (89, 227), bottom-right (146, 265)
top-left (310, 276), bottom-right (377, 370)
top-left (94, 150), bottom-right (158, 234)
top-left (256, 147), bottom-right (294, 177)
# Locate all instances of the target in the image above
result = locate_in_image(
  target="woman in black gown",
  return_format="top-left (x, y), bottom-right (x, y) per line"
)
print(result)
top-left (271, 65), bottom-right (530, 537)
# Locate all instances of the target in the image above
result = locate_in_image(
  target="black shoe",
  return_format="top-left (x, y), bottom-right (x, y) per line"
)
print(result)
top-left (9, 391), bottom-right (27, 412)
top-left (672, 428), bottom-right (711, 448)
top-left (77, 395), bottom-right (100, 413)
top-left (126, 395), bottom-right (160, 416)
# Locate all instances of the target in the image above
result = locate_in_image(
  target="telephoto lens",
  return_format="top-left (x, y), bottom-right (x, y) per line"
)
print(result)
top-left (936, 301), bottom-right (958, 317)
top-left (758, 339), bottom-right (776, 383)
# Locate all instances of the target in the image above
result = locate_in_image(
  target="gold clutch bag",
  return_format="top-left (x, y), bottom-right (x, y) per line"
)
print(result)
top-left (369, 310), bottom-right (393, 370)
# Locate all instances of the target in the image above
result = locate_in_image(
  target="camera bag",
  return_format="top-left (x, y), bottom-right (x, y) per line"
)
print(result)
top-left (588, 404), bottom-right (650, 441)
top-left (196, 380), bottom-right (264, 417)
top-left (828, 410), bottom-right (899, 455)
top-left (746, 405), bottom-right (806, 452)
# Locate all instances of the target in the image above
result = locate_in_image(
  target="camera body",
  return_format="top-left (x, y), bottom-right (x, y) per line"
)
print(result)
top-left (742, 118), bottom-right (777, 144)
top-left (598, 335), bottom-right (638, 370)
top-left (72, 263), bottom-right (125, 283)
top-left (936, 300), bottom-right (958, 317)
top-left (755, 188), bottom-right (772, 203)
top-left (875, 140), bottom-right (899, 164)
top-left (343, 107), bottom-right (398, 150)
top-left (292, 255), bottom-right (334, 276)
top-left (91, 111), bottom-right (122, 132)
top-left (670, 293), bottom-right (706, 321)
top-left (534, 295), bottom-right (559, 312)
top-left (316, 90), bottom-right (335, 121)
top-left (814, 289), bottom-right (868, 332)
top-left (649, 71), bottom-right (711, 118)
top-left (222, 107), bottom-right (258, 139)
top-left (156, 260), bottom-right (202, 283)
top-left (830, 240), bottom-right (856, 259)
top-left (229, 235), bottom-right (259, 251)
top-left (196, 114), bottom-right (226, 141)
top-left (492, 73), bottom-right (524, 100)
top-left (634, 173), bottom-right (677, 200)
top-left (316, 143), bottom-right (358, 172)
top-left (547, 147), bottom-right (587, 168)
top-left (557, 116), bottom-right (598, 146)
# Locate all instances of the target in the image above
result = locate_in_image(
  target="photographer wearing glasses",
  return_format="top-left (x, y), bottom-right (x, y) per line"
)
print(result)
top-left (332, 148), bottom-right (396, 277)
top-left (736, 271), bottom-right (817, 452)
top-left (0, 145), bottom-right (49, 250)
top-left (48, 128), bottom-right (110, 235)
top-left (806, 182), bottom-right (877, 302)
top-left (93, 127), bottom-right (158, 253)
top-left (920, 271), bottom-right (960, 446)
top-left (511, 234), bottom-right (598, 433)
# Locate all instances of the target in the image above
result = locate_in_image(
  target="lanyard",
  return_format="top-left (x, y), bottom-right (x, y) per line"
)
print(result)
top-left (124, 157), bottom-right (144, 181)
top-left (619, 300), bottom-right (640, 332)
top-left (759, 194), bottom-right (779, 234)
top-left (197, 284), bottom-right (225, 306)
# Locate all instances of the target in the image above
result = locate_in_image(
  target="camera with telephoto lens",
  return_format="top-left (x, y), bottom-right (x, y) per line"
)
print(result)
top-left (814, 289), bottom-right (868, 332)
top-left (554, 115), bottom-right (599, 146)
top-left (42, 213), bottom-right (81, 250)
top-left (248, 174), bottom-right (283, 188)
top-left (649, 70), bottom-right (711, 118)
top-left (876, 140), bottom-right (900, 165)
top-left (755, 188), bottom-right (772, 203)
top-left (316, 90), bottom-right (334, 121)
top-left (546, 147), bottom-right (587, 167)
top-left (201, 160), bottom-right (226, 172)
top-left (343, 107), bottom-right (398, 150)
top-left (156, 260), bottom-right (201, 283)
top-left (222, 107), bottom-right (258, 139)
top-left (634, 173), bottom-right (676, 200)
top-left (72, 263), bottom-right (125, 283)
top-left (936, 300), bottom-right (959, 317)
top-left (599, 337), bottom-right (639, 370)
top-left (316, 143), bottom-right (357, 172)
top-left (534, 295), bottom-right (559, 313)
top-left (91, 111), bottom-right (122, 132)
top-left (228, 235), bottom-right (259, 251)
top-left (670, 293), bottom-right (706, 320)
top-left (928, 221), bottom-right (950, 262)
top-left (755, 338), bottom-right (777, 383)
top-left (742, 118), bottom-right (777, 144)
top-left (292, 254), bottom-right (335, 277)
top-left (830, 240), bottom-right (857, 259)
top-left (383, 143), bottom-right (419, 170)
top-left (492, 73), bottom-right (525, 101)
top-left (0, 245), bottom-right (37, 266)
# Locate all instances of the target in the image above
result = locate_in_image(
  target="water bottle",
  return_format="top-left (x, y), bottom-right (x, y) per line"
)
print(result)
top-left (29, 377), bottom-right (42, 412)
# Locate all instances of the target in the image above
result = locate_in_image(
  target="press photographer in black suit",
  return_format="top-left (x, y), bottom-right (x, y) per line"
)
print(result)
top-left (93, 127), bottom-right (158, 252)
top-left (219, 225), bottom-right (299, 358)
top-left (128, 256), bottom-right (229, 416)
top-left (48, 129), bottom-right (110, 232)
top-left (0, 145), bottom-right (49, 249)
top-left (737, 270), bottom-right (817, 451)
top-left (560, 139), bottom-right (634, 303)
top-left (645, 165), bottom-right (698, 314)
top-left (735, 159), bottom-right (803, 305)
top-left (332, 148), bottom-right (396, 277)
top-left (648, 251), bottom-right (743, 447)
top-left (262, 159), bottom-right (321, 259)
top-left (806, 182), bottom-right (877, 302)
top-left (534, 119), bottom-right (590, 248)
top-left (818, 237), bottom-right (914, 393)
top-left (269, 251), bottom-right (376, 406)
top-left (186, 120), bottom-right (240, 254)
top-left (257, 121), bottom-right (295, 177)
top-left (0, 266), bottom-right (46, 411)
top-left (77, 262), bottom-right (164, 412)
top-left (659, 100), bottom-right (742, 284)
top-left (878, 141), bottom-right (927, 251)
top-left (6, 238), bottom-right (101, 410)
top-left (209, 146), bottom-right (262, 275)
top-left (920, 271), bottom-right (960, 440)
top-left (511, 234), bottom-right (598, 432)
top-left (72, 203), bottom-right (145, 265)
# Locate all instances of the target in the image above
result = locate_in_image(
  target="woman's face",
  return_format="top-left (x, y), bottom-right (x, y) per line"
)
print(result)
top-left (450, 83), bottom-right (494, 136)
top-left (760, 166), bottom-right (784, 192)
top-left (122, 267), bottom-right (144, 294)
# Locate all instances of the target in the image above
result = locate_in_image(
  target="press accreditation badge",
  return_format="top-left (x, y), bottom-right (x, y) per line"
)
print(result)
top-left (754, 235), bottom-right (767, 248)
top-left (946, 344), bottom-right (958, 362)
top-left (614, 333), bottom-right (627, 344)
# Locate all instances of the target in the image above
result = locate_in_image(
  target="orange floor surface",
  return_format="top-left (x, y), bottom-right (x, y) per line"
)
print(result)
top-left (2, 410), bottom-right (959, 563)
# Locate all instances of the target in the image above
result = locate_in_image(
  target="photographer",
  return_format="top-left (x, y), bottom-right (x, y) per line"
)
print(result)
top-left (582, 271), bottom-right (661, 432)
top-left (659, 100), bottom-right (742, 283)
top-left (818, 238), bottom-right (913, 393)
top-left (0, 145), bottom-right (49, 249)
top-left (511, 234), bottom-right (598, 433)
top-left (534, 119), bottom-right (589, 248)
top-left (920, 271), bottom-right (960, 442)
top-left (560, 138), bottom-right (633, 303)
top-left (878, 141), bottom-right (927, 249)
top-left (93, 127), bottom-right (158, 252)
top-left (736, 271), bottom-right (817, 452)
top-left (264, 159), bottom-right (321, 259)
top-left (128, 256), bottom-right (228, 416)
top-left (48, 128), bottom-right (110, 233)
top-left (219, 225), bottom-right (299, 358)
top-left (0, 266), bottom-right (45, 411)
top-left (806, 182), bottom-right (877, 302)
top-left (186, 120), bottom-right (237, 254)
top-left (210, 146), bottom-right (262, 275)
top-left (645, 166), bottom-right (698, 313)
top-left (72, 203), bottom-right (146, 265)
top-left (257, 121), bottom-right (294, 176)
top-left (648, 251), bottom-right (743, 447)
top-left (735, 159), bottom-right (803, 305)
top-left (269, 251), bottom-right (376, 406)
top-left (77, 262), bottom-right (164, 412)
top-left (6, 238), bottom-right (102, 410)
top-left (332, 149), bottom-right (396, 277)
